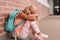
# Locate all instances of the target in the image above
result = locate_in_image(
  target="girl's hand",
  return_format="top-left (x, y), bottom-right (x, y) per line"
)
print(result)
top-left (32, 16), bottom-right (37, 20)
top-left (30, 14), bottom-right (38, 16)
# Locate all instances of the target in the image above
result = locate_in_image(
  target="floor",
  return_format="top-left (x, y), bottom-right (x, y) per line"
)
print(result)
top-left (39, 15), bottom-right (60, 40)
top-left (0, 15), bottom-right (60, 40)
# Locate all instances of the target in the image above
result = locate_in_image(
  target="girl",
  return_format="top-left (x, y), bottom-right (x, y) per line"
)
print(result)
top-left (12, 5), bottom-right (48, 40)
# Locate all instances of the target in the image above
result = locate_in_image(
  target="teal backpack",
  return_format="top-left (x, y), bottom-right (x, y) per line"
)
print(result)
top-left (4, 9), bottom-right (25, 40)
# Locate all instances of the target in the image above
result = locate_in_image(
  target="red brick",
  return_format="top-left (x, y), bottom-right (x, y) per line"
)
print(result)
top-left (0, 1), bottom-right (8, 6)
top-left (7, 3), bottom-right (14, 7)
top-left (4, 0), bottom-right (19, 4)
top-left (3, 8), bottom-right (14, 12)
top-left (0, 6), bottom-right (4, 11)
top-left (13, 4), bottom-right (20, 8)
top-left (0, 13), bottom-right (6, 17)
top-left (0, 18), bottom-right (6, 24)
top-left (0, 23), bottom-right (4, 28)
top-left (0, 18), bottom-right (4, 22)
top-left (0, 29), bottom-right (5, 34)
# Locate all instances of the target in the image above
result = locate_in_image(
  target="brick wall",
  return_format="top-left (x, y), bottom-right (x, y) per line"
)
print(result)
top-left (0, 0), bottom-right (49, 34)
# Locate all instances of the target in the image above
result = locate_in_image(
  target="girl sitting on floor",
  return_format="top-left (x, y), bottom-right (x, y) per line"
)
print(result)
top-left (12, 5), bottom-right (48, 40)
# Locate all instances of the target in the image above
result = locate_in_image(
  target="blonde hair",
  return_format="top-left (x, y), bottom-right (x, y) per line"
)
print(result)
top-left (23, 5), bottom-right (37, 14)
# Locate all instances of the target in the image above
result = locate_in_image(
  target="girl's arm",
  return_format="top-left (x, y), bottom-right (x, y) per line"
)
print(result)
top-left (29, 14), bottom-right (38, 20)
top-left (16, 11), bottom-right (36, 21)
top-left (29, 14), bottom-right (38, 16)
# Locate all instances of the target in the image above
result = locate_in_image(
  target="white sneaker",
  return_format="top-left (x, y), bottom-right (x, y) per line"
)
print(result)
top-left (39, 33), bottom-right (48, 39)
top-left (35, 34), bottom-right (44, 40)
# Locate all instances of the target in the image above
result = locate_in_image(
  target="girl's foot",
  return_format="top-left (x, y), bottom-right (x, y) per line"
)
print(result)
top-left (34, 34), bottom-right (44, 40)
top-left (30, 34), bottom-right (44, 40)
top-left (39, 33), bottom-right (48, 39)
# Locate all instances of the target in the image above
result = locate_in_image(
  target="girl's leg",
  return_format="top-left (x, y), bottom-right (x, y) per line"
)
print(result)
top-left (30, 21), bottom-right (48, 39)
top-left (30, 21), bottom-right (40, 33)
top-left (30, 34), bottom-right (44, 40)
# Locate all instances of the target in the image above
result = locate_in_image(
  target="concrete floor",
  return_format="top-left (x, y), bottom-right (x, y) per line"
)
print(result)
top-left (39, 15), bottom-right (60, 40)
top-left (0, 15), bottom-right (60, 40)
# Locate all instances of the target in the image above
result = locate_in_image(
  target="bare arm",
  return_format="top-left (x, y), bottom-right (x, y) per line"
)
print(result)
top-left (16, 11), bottom-right (36, 21)
top-left (29, 14), bottom-right (38, 16)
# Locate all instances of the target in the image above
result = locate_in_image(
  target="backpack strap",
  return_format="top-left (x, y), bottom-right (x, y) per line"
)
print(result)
top-left (15, 20), bottom-right (25, 27)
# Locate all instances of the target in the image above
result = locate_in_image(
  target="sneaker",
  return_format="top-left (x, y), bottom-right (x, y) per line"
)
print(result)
top-left (39, 33), bottom-right (48, 39)
top-left (34, 34), bottom-right (44, 40)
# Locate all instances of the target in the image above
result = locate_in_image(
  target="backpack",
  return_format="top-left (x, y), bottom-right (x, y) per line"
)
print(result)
top-left (4, 9), bottom-right (25, 40)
